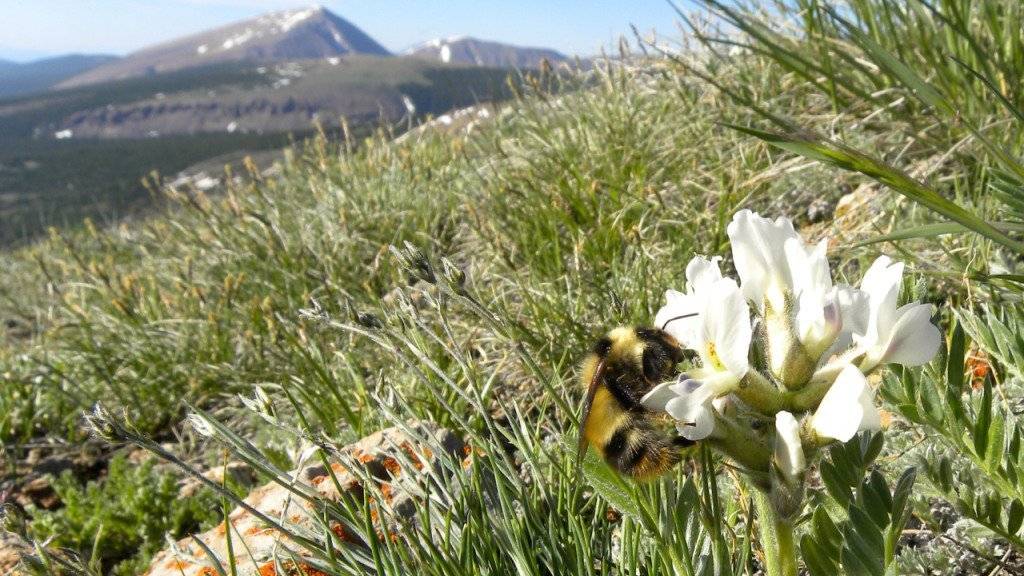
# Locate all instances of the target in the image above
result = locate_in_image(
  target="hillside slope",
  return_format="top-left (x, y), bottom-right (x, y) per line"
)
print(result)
top-left (58, 6), bottom-right (389, 88)
top-left (0, 58), bottom-right (514, 245)
top-left (0, 54), bottom-right (119, 98)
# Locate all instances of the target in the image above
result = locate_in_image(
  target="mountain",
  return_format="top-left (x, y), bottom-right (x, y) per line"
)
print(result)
top-left (406, 37), bottom-right (568, 68)
top-left (57, 6), bottom-right (390, 88)
top-left (0, 54), bottom-right (119, 98)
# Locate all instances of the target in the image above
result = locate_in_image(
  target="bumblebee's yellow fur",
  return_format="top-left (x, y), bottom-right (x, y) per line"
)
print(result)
top-left (579, 326), bottom-right (694, 479)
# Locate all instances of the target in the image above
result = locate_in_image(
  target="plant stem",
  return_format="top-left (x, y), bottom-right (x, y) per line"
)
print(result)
top-left (710, 413), bottom-right (771, 473)
top-left (774, 519), bottom-right (798, 576)
top-left (751, 489), bottom-right (799, 576)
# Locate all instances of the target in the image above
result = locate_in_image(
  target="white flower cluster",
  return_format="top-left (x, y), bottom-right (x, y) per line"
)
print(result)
top-left (642, 210), bottom-right (941, 483)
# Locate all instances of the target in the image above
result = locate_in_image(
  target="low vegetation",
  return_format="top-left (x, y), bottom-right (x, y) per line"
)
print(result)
top-left (2, 0), bottom-right (1023, 573)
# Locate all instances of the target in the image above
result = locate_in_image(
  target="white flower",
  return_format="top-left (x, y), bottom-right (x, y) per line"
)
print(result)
top-left (820, 285), bottom-right (870, 360)
top-left (810, 364), bottom-right (882, 442)
top-left (643, 377), bottom-right (723, 440)
top-left (653, 256), bottom-right (752, 383)
top-left (654, 256), bottom-right (723, 351)
top-left (727, 209), bottom-right (799, 313)
top-left (787, 238), bottom-right (843, 356)
top-left (644, 256), bottom-right (752, 439)
top-left (854, 256), bottom-right (941, 371)
top-left (774, 411), bottom-right (805, 481)
top-left (727, 210), bottom-right (843, 380)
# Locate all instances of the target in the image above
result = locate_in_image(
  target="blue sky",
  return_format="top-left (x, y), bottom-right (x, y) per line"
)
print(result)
top-left (0, 1), bottom-right (695, 62)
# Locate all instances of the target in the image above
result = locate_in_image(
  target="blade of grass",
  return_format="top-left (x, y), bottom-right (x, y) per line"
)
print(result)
top-left (723, 123), bottom-right (1024, 253)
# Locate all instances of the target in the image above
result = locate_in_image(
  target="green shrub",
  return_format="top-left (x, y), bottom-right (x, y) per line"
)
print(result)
top-left (28, 456), bottom-right (222, 576)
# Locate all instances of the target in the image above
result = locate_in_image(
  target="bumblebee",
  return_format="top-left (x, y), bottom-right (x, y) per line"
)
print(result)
top-left (578, 318), bottom-right (697, 479)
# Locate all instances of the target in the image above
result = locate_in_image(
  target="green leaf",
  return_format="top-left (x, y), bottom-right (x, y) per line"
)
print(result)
top-left (986, 414), bottom-right (1006, 472)
top-left (843, 506), bottom-right (886, 576)
top-left (850, 221), bottom-right (1024, 249)
top-left (723, 124), bottom-right (1024, 254)
top-left (580, 447), bottom-right (644, 521)
top-left (1008, 500), bottom-right (1024, 536)
top-left (861, 471), bottom-right (892, 530)
top-left (801, 535), bottom-right (839, 576)
top-left (945, 323), bottom-right (968, 424)
top-left (820, 460), bottom-right (853, 508)
top-left (891, 468), bottom-right (918, 521)
top-left (974, 378), bottom-right (994, 459)
top-left (812, 507), bottom-right (843, 552)
top-left (862, 432), bottom-right (885, 467)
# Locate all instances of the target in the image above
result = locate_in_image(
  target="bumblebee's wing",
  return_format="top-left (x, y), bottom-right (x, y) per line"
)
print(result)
top-left (576, 357), bottom-right (606, 468)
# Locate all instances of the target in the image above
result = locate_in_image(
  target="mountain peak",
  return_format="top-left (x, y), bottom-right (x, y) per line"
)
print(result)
top-left (407, 37), bottom-right (568, 68)
top-left (57, 6), bottom-right (389, 88)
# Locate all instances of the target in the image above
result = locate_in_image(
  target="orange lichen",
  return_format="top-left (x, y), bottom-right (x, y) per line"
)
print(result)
top-left (382, 457), bottom-right (402, 476)
top-left (605, 507), bottom-right (622, 523)
top-left (258, 562), bottom-right (277, 576)
top-left (295, 564), bottom-right (329, 576)
top-left (398, 441), bottom-right (426, 469)
top-left (379, 482), bottom-right (394, 503)
top-left (196, 567), bottom-right (219, 576)
top-left (164, 559), bottom-right (192, 571)
top-left (330, 522), bottom-right (361, 544)
top-left (967, 350), bottom-right (991, 389)
top-left (245, 525), bottom-right (274, 536)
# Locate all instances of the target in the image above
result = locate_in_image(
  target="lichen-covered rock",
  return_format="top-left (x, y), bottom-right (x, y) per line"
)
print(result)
top-left (0, 531), bottom-right (33, 575)
top-left (178, 461), bottom-right (257, 499)
top-left (143, 421), bottom-right (468, 576)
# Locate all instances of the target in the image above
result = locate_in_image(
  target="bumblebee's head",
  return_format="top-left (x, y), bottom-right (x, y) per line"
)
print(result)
top-left (597, 326), bottom-right (687, 388)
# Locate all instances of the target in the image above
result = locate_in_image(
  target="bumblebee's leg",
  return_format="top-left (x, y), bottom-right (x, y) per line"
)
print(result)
top-left (604, 420), bottom-right (690, 480)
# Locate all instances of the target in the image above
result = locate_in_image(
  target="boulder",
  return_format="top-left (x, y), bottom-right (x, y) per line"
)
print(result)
top-left (143, 421), bottom-right (469, 576)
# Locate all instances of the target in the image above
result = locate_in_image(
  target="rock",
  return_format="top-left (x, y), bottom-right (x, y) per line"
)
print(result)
top-left (806, 196), bottom-right (835, 224)
top-left (29, 455), bottom-right (74, 477)
top-left (7, 447), bottom-right (107, 511)
top-left (0, 531), bottom-right (33, 575)
top-left (15, 477), bottom-right (60, 510)
top-left (178, 461), bottom-right (257, 499)
top-left (144, 421), bottom-right (470, 576)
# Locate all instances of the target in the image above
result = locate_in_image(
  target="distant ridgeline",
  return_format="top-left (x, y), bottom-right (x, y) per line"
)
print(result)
top-left (0, 5), bottom-right (570, 246)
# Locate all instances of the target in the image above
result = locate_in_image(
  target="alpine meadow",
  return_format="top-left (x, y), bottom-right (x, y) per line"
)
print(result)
top-left (3, 1), bottom-right (1024, 575)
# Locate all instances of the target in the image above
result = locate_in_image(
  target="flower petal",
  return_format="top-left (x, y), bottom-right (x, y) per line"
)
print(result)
top-left (704, 279), bottom-right (752, 378)
top-left (880, 303), bottom-right (941, 367)
top-left (654, 289), bottom-right (701, 347)
top-left (774, 411), bottom-right (805, 480)
top-left (685, 255), bottom-right (724, 292)
top-left (832, 285), bottom-right (869, 350)
top-left (678, 406), bottom-right (716, 440)
top-left (727, 210), bottom-right (800, 309)
top-left (664, 378), bottom-right (716, 422)
top-left (640, 381), bottom-right (677, 412)
top-left (857, 256), bottom-right (904, 348)
top-left (811, 364), bottom-right (881, 442)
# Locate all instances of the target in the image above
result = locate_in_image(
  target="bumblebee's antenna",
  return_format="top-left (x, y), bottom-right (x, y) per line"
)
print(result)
top-left (661, 312), bottom-right (699, 331)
